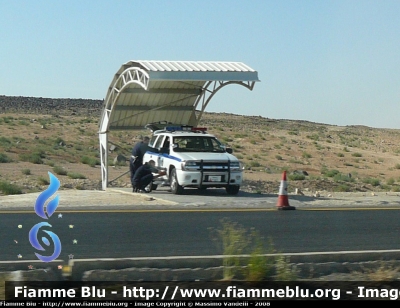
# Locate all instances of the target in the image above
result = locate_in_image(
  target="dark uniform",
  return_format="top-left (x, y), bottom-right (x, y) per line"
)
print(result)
top-left (130, 138), bottom-right (149, 186)
top-left (132, 163), bottom-right (158, 192)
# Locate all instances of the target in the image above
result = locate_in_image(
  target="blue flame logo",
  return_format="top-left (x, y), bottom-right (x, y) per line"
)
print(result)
top-left (29, 222), bottom-right (62, 262)
top-left (34, 172), bottom-right (60, 219)
top-left (29, 172), bottom-right (62, 262)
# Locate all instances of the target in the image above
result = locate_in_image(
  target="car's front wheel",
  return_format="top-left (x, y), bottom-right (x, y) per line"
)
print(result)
top-left (170, 168), bottom-right (184, 195)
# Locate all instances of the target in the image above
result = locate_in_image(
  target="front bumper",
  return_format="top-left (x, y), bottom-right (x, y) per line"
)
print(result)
top-left (175, 170), bottom-right (242, 188)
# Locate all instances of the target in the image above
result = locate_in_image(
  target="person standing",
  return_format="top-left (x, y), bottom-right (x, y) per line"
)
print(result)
top-left (130, 136), bottom-right (150, 189)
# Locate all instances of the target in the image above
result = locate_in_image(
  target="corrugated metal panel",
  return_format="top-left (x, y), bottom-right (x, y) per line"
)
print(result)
top-left (104, 60), bottom-right (259, 130)
top-left (178, 62), bottom-right (194, 71)
top-left (137, 61), bottom-right (256, 72)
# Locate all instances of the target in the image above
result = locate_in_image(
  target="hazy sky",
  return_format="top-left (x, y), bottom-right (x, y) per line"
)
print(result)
top-left (1, 0), bottom-right (399, 129)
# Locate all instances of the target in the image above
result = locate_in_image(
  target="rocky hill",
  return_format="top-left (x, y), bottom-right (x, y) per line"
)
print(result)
top-left (0, 95), bottom-right (103, 116)
top-left (0, 95), bottom-right (400, 196)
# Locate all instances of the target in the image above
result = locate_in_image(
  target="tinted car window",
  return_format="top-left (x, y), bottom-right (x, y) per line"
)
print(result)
top-left (154, 135), bottom-right (165, 149)
top-left (149, 135), bottom-right (158, 147)
top-left (173, 136), bottom-right (224, 153)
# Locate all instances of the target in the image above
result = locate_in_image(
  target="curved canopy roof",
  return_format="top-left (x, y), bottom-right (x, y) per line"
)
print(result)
top-left (98, 60), bottom-right (259, 190)
top-left (99, 60), bottom-right (259, 132)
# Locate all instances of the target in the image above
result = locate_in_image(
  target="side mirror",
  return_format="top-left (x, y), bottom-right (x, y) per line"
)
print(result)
top-left (226, 147), bottom-right (233, 154)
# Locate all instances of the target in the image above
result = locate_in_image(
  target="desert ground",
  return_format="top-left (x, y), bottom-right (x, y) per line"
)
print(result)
top-left (1, 101), bottom-right (400, 197)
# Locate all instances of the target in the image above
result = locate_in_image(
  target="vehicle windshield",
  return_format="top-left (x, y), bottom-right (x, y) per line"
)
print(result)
top-left (173, 136), bottom-right (225, 153)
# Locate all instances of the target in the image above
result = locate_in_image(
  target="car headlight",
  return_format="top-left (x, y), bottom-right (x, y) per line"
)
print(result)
top-left (181, 160), bottom-right (198, 171)
top-left (230, 161), bottom-right (242, 171)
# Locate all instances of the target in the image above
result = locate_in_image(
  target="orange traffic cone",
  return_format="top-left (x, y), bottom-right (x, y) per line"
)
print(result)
top-left (276, 171), bottom-right (296, 210)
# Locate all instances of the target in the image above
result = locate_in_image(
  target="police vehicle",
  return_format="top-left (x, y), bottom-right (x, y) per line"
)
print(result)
top-left (142, 123), bottom-right (243, 195)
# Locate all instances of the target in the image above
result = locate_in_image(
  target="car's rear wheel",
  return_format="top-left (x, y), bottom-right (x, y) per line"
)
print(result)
top-left (226, 185), bottom-right (240, 195)
top-left (170, 168), bottom-right (184, 195)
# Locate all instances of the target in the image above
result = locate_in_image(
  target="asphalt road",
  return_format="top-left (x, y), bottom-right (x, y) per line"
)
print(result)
top-left (2, 209), bottom-right (400, 261)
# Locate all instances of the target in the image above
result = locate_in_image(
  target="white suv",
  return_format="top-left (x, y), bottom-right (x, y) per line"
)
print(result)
top-left (142, 124), bottom-right (243, 195)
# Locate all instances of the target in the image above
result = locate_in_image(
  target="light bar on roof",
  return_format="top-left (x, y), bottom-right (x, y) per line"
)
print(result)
top-left (192, 127), bottom-right (207, 132)
top-left (165, 125), bottom-right (193, 131)
top-left (165, 126), bottom-right (187, 131)
top-left (165, 126), bottom-right (207, 132)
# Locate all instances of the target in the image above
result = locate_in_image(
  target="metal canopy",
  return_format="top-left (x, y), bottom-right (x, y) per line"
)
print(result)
top-left (99, 60), bottom-right (259, 190)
